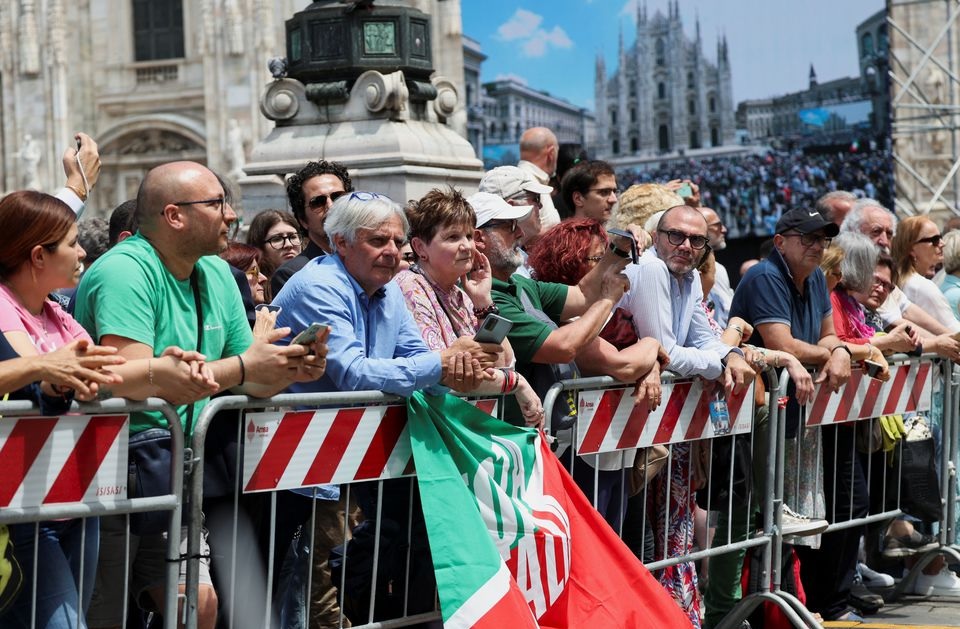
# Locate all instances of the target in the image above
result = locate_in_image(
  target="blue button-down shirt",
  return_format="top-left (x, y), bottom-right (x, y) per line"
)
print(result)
top-left (272, 254), bottom-right (443, 499)
top-left (620, 248), bottom-right (739, 380)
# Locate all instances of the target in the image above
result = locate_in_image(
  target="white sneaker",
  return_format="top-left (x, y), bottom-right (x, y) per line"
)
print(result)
top-left (910, 567), bottom-right (960, 596)
top-left (780, 504), bottom-right (829, 537)
top-left (859, 562), bottom-right (895, 588)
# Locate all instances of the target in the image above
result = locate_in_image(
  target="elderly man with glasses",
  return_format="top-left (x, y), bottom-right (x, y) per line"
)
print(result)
top-left (271, 190), bottom-right (503, 626)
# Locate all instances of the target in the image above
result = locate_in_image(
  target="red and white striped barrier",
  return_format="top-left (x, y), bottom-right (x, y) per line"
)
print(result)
top-left (805, 361), bottom-right (933, 426)
top-left (242, 399), bottom-right (499, 493)
top-left (0, 415), bottom-right (129, 509)
top-left (574, 379), bottom-right (754, 456)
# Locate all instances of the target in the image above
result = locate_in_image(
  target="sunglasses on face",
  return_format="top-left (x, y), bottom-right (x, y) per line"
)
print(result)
top-left (658, 229), bottom-right (708, 250)
top-left (915, 234), bottom-right (942, 247)
top-left (782, 232), bottom-right (832, 247)
top-left (307, 190), bottom-right (347, 210)
top-left (483, 219), bottom-right (519, 232)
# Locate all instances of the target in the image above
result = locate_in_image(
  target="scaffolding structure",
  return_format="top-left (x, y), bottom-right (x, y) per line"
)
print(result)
top-left (890, 0), bottom-right (960, 217)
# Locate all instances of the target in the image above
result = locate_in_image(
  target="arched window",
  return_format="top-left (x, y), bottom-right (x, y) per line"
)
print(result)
top-left (629, 80), bottom-right (637, 96)
top-left (655, 38), bottom-right (665, 66)
top-left (688, 99), bottom-right (695, 115)
top-left (687, 71), bottom-right (694, 89)
top-left (710, 126), bottom-right (720, 146)
top-left (610, 109), bottom-right (618, 125)
top-left (133, 0), bottom-right (185, 61)
top-left (658, 82), bottom-right (666, 100)
top-left (709, 96), bottom-right (716, 113)
top-left (630, 137), bottom-right (639, 153)
top-left (489, 122), bottom-right (496, 136)
top-left (612, 139), bottom-right (620, 155)
top-left (689, 131), bottom-right (699, 149)
top-left (630, 107), bottom-right (636, 123)
top-left (861, 32), bottom-right (874, 56)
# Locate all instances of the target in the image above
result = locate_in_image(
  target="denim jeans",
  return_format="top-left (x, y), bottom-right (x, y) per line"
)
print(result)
top-left (6, 517), bottom-right (99, 629)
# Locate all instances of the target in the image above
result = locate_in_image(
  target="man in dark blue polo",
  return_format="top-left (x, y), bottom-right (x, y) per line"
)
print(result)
top-left (706, 208), bottom-right (876, 625)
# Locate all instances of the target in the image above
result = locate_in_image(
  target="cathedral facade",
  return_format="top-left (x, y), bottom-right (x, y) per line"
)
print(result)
top-left (595, 1), bottom-right (735, 159)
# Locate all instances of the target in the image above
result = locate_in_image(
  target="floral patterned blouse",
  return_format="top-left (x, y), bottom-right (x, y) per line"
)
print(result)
top-left (394, 267), bottom-right (477, 351)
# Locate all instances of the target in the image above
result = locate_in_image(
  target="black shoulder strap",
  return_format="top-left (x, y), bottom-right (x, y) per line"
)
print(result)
top-left (183, 269), bottom-right (203, 444)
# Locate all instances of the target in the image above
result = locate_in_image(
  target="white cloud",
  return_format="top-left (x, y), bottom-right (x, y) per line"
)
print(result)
top-left (497, 9), bottom-right (574, 58)
top-left (620, 0), bottom-right (639, 17)
top-left (497, 9), bottom-right (542, 41)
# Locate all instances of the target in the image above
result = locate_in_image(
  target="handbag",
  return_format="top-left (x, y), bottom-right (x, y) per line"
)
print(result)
top-left (889, 415), bottom-right (941, 522)
top-left (628, 445), bottom-right (670, 496)
top-left (0, 524), bottom-right (23, 616)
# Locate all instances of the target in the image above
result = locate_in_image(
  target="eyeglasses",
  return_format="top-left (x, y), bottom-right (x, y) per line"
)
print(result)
top-left (587, 187), bottom-right (619, 198)
top-left (169, 197), bottom-right (227, 216)
top-left (872, 274), bottom-right (895, 292)
top-left (916, 234), bottom-right (942, 247)
top-left (507, 192), bottom-right (542, 208)
top-left (483, 219), bottom-right (519, 232)
top-left (265, 233), bottom-right (302, 249)
top-left (245, 266), bottom-right (262, 280)
top-left (307, 190), bottom-right (347, 210)
top-left (658, 229), bottom-right (709, 250)
top-left (782, 232), bottom-right (832, 247)
top-left (349, 191), bottom-right (388, 202)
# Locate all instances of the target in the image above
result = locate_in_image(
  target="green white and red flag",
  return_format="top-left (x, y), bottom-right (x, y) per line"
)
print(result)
top-left (407, 392), bottom-right (692, 628)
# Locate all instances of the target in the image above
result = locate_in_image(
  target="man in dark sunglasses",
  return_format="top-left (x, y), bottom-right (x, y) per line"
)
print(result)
top-left (272, 160), bottom-right (353, 295)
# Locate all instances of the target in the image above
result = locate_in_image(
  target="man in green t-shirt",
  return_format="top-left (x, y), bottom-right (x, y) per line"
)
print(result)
top-left (75, 161), bottom-right (327, 629)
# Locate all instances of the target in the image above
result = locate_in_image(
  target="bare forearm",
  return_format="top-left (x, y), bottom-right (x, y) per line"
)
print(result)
top-left (533, 298), bottom-right (616, 364)
top-left (577, 337), bottom-right (659, 382)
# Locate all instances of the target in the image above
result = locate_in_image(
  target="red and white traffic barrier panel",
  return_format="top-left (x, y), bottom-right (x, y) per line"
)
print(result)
top-left (574, 379), bottom-right (754, 456)
top-left (242, 399), bottom-right (498, 493)
top-left (0, 415), bottom-right (129, 508)
top-left (806, 361), bottom-right (932, 426)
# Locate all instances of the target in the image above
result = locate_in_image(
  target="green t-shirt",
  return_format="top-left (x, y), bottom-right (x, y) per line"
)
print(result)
top-left (75, 233), bottom-right (253, 435)
top-left (491, 274), bottom-right (568, 379)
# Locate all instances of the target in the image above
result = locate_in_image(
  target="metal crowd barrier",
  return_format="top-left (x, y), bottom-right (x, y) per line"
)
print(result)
top-left (183, 391), bottom-right (505, 629)
top-left (764, 353), bottom-right (941, 626)
top-left (0, 397), bottom-right (184, 629)
top-left (542, 368), bottom-right (790, 627)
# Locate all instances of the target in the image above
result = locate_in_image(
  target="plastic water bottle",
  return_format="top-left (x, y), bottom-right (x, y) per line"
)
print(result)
top-left (709, 391), bottom-right (731, 435)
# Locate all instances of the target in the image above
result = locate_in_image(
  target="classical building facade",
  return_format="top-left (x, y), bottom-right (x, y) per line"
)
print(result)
top-left (0, 0), bottom-right (469, 216)
top-left (594, 1), bottom-right (735, 158)
top-left (481, 77), bottom-right (593, 147)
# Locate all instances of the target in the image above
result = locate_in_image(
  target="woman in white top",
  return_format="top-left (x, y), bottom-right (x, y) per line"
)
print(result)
top-left (891, 216), bottom-right (960, 332)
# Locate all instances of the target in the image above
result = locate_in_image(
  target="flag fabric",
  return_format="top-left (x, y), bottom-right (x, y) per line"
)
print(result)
top-left (407, 392), bottom-right (693, 628)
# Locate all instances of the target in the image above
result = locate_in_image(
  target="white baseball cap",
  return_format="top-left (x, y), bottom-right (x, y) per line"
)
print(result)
top-left (479, 166), bottom-right (553, 199)
top-left (468, 192), bottom-right (532, 228)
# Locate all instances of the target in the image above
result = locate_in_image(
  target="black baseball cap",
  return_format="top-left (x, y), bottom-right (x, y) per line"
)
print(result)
top-left (775, 208), bottom-right (840, 237)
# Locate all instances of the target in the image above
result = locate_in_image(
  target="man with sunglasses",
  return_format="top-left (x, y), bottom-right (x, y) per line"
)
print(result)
top-left (622, 205), bottom-right (754, 390)
top-left (271, 159), bottom-right (353, 296)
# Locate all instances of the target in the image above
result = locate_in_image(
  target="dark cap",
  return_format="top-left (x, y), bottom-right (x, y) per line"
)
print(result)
top-left (775, 208), bottom-right (840, 237)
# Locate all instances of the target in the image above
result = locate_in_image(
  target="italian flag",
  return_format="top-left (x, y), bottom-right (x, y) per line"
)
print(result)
top-left (408, 392), bottom-right (693, 628)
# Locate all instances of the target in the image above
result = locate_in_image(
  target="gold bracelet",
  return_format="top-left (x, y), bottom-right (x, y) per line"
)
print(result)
top-left (65, 183), bottom-right (87, 202)
top-left (148, 359), bottom-right (154, 386)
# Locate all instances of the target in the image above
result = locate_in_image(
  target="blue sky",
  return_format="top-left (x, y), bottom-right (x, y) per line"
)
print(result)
top-left (461, 0), bottom-right (884, 111)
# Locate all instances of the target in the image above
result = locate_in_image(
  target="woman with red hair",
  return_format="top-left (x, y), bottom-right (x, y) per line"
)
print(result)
top-left (529, 218), bottom-right (667, 529)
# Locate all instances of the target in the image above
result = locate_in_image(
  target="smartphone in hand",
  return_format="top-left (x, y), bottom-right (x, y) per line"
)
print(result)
top-left (474, 314), bottom-right (513, 344)
top-left (607, 228), bottom-right (639, 264)
top-left (291, 323), bottom-right (327, 346)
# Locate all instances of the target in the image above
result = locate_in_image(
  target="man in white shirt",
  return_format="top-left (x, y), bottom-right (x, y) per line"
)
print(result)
top-left (517, 127), bottom-right (561, 230)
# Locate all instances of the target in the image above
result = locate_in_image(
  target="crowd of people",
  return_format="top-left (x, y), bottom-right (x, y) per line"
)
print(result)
top-left (0, 125), bottom-right (956, 629)
top-left (618, 148), bottom-right (894, 238)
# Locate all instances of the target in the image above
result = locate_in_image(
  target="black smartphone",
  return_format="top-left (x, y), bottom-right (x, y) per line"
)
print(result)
top-left (607, 228), bottom-right (639, 264)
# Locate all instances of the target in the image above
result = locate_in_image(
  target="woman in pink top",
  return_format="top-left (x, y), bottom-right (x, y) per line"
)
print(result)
top-left (0, 191), bottom-right (210, 629)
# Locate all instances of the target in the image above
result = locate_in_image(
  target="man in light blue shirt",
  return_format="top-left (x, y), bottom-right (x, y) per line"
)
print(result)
top-left (272, 191), bottom-right (500, 625)
top-left (621, 205), bottom-right (753, 387)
